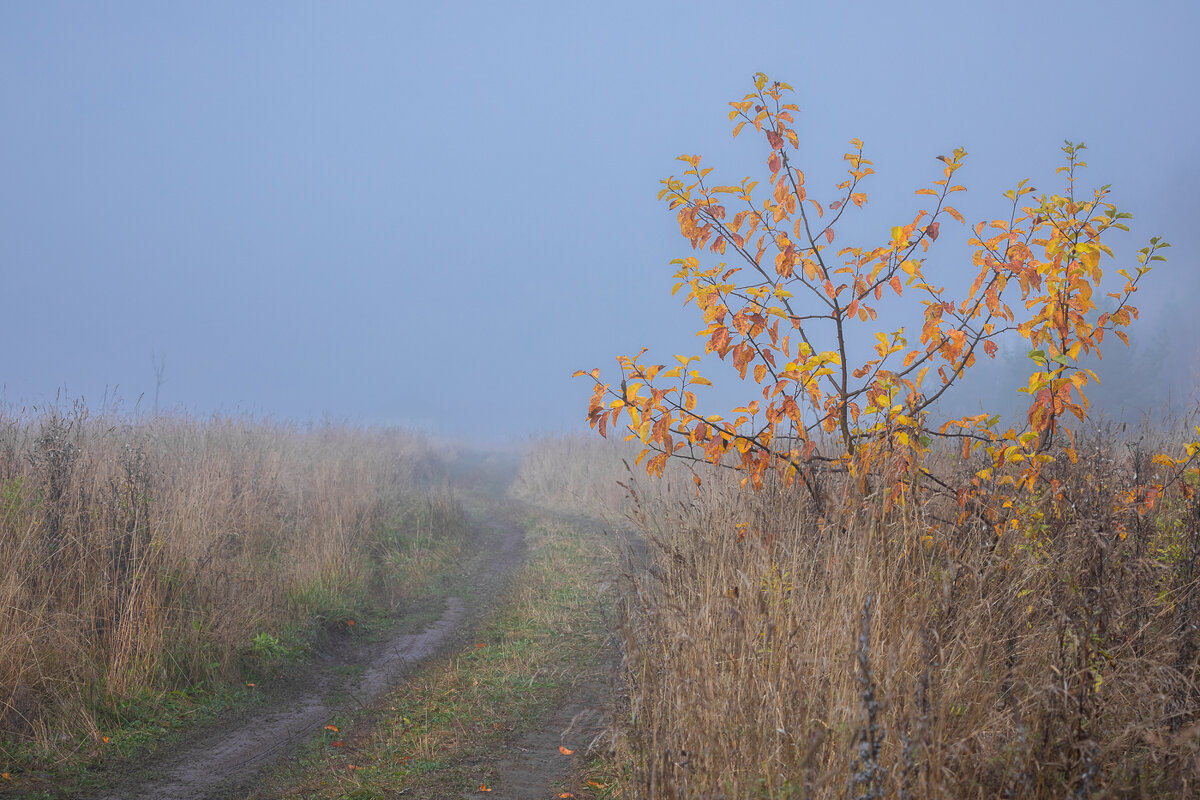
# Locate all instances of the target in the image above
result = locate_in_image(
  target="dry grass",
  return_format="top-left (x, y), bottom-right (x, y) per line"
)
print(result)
top-left (512, 433), bottom-right (643, 516)
top-left (528, 425), bottom-right (1200, 798)
top-left (0, 403), bottom-right (467, 760)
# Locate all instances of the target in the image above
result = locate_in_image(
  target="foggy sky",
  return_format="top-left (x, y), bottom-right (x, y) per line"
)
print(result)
top-left (3, 1), bottom-right (1198, 438)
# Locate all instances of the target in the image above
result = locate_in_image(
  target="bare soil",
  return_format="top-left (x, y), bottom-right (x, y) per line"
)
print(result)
top-left (461, 665), bottom-right (615, 800)
top-left (87, 512), bottom-right (528, 800)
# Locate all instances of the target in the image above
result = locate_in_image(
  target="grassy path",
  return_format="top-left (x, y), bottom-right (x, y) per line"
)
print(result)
top-left (250, 506), bottom-right (619, 800)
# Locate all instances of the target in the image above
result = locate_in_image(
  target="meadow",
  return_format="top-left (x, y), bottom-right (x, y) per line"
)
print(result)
top-left (3, 405), bottom-right (1197, 799)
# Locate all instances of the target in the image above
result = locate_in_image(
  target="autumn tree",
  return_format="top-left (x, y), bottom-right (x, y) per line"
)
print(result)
top-left (577, 73), bottom-right (1193, 520)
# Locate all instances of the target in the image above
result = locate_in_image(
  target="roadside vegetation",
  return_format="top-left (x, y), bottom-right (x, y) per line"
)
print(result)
top-left (0, 405), bottom-right (470, 793)
top-left (569, 74), bottom-right (1200, 797)
top-left (604, 426), bottom-right (1200, 797)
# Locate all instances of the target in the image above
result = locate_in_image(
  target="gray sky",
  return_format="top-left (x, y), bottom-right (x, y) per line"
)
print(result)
top-left (3, 1), bottom-right (1197, 436)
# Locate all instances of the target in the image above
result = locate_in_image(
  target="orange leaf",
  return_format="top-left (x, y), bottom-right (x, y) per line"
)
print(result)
top-left (709, 326), bottom-right (732, 356)
top-left (889, 276), bottom-right (903, 295)
top-left (325, 725), bottom-right (339, 732)
top-left (559, 745), bottom-right (575, 755)
top-left (480, 784), bottom-right (492, 792)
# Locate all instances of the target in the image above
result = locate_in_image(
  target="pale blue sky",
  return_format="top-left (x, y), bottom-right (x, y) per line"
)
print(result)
top-left (3, 1), bottom-right (1197, 435)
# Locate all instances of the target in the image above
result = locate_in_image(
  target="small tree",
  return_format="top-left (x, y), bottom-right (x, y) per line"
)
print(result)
top-left (577, 74), bottom-right (1187, 521)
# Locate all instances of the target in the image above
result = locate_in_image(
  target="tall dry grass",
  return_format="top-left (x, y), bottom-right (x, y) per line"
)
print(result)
top-left (526, 425), bottom-right (1200, 797)
top-left (0, 404), bottom-right (466, 755)
top-left (511, 433), bottom-right (643, 516)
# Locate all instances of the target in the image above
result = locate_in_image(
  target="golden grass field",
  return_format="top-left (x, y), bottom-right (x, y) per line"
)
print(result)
top-left (520, 426), bottom-right (1200, 798)
top-left (2, 411), bottom-right (1198, 798)
top-left (0, 405), bottom-right (468, 769)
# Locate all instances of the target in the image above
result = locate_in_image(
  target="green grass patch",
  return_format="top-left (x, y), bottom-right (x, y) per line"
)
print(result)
top-left (0, 681), bottom-right (259, 799)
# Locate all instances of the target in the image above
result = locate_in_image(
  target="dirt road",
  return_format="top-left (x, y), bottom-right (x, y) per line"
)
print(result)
top-left (93, 514), bottom-right (527, 800)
